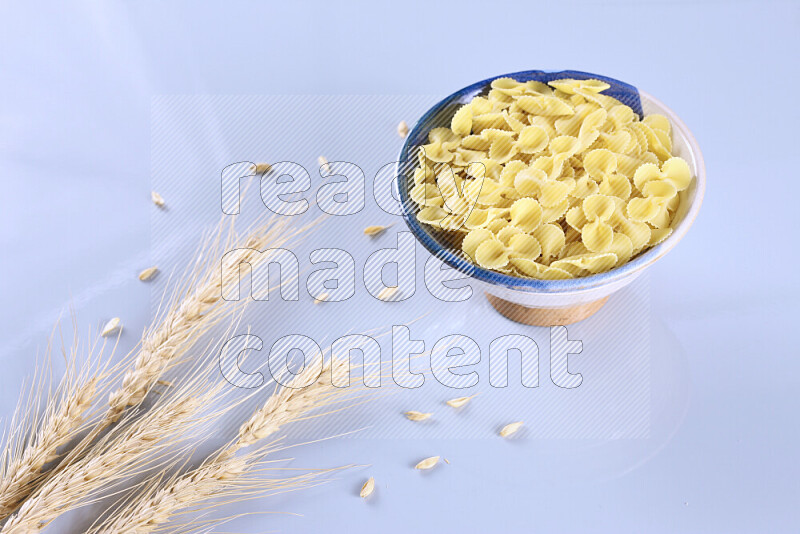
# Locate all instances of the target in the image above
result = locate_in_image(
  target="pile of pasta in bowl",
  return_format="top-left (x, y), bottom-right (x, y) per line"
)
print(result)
top-left (409, 77), bottom-right (693, 280)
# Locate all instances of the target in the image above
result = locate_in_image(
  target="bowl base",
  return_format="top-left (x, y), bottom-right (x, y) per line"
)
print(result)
top-left (485, 294), bottom-right (609, 326)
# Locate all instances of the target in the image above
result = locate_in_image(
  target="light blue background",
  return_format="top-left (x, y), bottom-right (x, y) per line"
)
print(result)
top-left (1, 1), bottom-right (798, 533)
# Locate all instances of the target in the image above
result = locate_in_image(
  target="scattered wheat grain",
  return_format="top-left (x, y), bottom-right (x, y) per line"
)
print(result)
top-left (360, 477), bottom-right (375, 498)
top-left (404, 411), bottom-right (432, 422)
top-left (377, 287), bottom-right (398, 301)
top-left (138, 267), bottom-right (158, 281)
top-left (252, 162), bottom-right (272, 174)
top-left (415, 456), bottom-right (440, 470)
top-left (363, 225), bottom-right (391, 237)
top-left (397, 121), bottom-right (409, 138)
top-left (446, 394), bottom-right (477, 409)
top-left (151, 191), bottom-right (165, 207)
top-left (500, 421), bottom-right (523, 438)
top-left (101, 318), bottom-right (121, 337)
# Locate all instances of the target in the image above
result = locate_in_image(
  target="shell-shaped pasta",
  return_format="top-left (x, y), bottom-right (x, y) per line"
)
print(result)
top-left (649, 227), bottom-right (672, 246)
top-left (509, 197), bottom-right (543, 233)
top-left (499, 160), bottom-right (528, 187)
top-left (488, 137), bottom-right (517, 164)
top-left (599, 174), bottom-right (632, 200)
top-left (466, 158), bottom-right (502, 181)
top-left (527, 115), bottom-right (557, 138)
top-left (582, 194), bottom-right (616, 222)
top-left (502, 110), bottom-right (527, 132)
top-left (577, 108), bottom-right (608, 149)
top-left (514, 167), bottom-right (546, 197)
top-left (581, 220), bottom-right (614, 252)
top-left (507, 233), bottom-right (542, 261)
top-left (661, 157), bottom-right (692, 190)
top-left (453, 148), bottom-right (487, 166)
top-left (643, 179), bottom-right (677, 203)
top-left (491, 77), bottom-right (525, 96)
top-left (510, 258), bottom-right (573, 279)
top-left (420, 142), bottom-right (454, 163)
top-left (632, 163), bottom-right (662, 191)
top-left (626, 197), bottom-right (661, 223)
top-left (538, 180), bottom-right (570, 208)
top-left (619, 219), bottom-right (652, 251)
top-left (598, 130), bottom-right (633, 153)
top-left (417, 206), bottom-right (449, 226)
top-left (643, 113), bottom-right (671, 134)
top-left (410, 182), bottom-right (443, 207)
top-left (488, 89), bottom-right (515, 106)
top-left (461, 134), bottom-right (491, 151)
top-left (462, 228), bottom-right (494, 259)
top-left (565, 205), bottom-right (587, 231)
top-left (606, 104), bottom-right (636, 130)
top-left (541, 197), bottom-right (570, 223)
top-left (470, 96), bottom-right (493, 115)
top-left (584, 149), bottom-right (617, 180)
top-left (533, 223), bottom-right (566, 260)
top-left (571, 175), bottom-right (600, 199)
top-left (516, 95), bottom-right (575, 116)
top-left (552, 252), bottom-right (617, 274)
top-left (608, 232), bottom-right (634, 265)
top-left (475, 239), bottom-right (509, 269)
top-left (649, 204), bottom-right (672, 229)
top-left (548, 78), bottom-right (610, 95)
top-left (521, 80), bottom-right (552, 95)
top-left (516, 125), bottom-right (549, 154)
top-left (472, 113), bottom-right (508, 133)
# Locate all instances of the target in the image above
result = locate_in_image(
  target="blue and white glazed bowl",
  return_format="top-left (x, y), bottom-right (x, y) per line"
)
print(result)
top-left (396, 70), bottom-right (706, 325)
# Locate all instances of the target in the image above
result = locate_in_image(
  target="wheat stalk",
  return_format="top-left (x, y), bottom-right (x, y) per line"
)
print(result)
top-left (0, 213), bottom-right (316, 523)
top-left (0, 325), bottom-right (118, 520)
top-left (89, 351), bottom-right (368, 534)
top-left (0, 356), bottom-right (228, 534)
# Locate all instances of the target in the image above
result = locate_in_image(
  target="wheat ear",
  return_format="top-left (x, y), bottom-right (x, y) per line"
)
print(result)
top-left (0, 215), bottom-right (314, 519)
top-left (90, 351), bottom-right (368, 534)
top-left (0, 324), bottom-right (119, 520)
top-left (0, 353), bottom-right (229, 534)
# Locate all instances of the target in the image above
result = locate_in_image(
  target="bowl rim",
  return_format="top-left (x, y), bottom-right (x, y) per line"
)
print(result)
top-left (396, 71), bottom-right (706, 294)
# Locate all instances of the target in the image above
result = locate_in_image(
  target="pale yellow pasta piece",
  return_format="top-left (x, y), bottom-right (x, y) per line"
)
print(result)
top-left (502, 110), bottom-right (527, 132)
top-left (516, 95), bottom-right (575, 116)
top-left (461, 134), bottom-right (491, 150)
top-left (510, 258), bottom-right (573, 279)
top-left (626, 197), bottom-right (661, 223)
top-left (513, 167), bottom-right (546, 197)
top-left (509, 197), bottom-right (543, 233)
top-left (649, 227), bottom-right (673, 245)
top-left (515, 125), bottom-right (549, 154)
top-left (475, 239), bottom-right (509, 269)
top-left (541, 197), bottom-right (570, 224)
top-left (533, 223), bottom-right (566, 260)
top-left (599, 174), bottom-right (632, 200)
top-left (549, 78), bottom-right (611, 95)
top-left (581, 220), bottom-right (614, 252)
top-left (609, 232), bottom-right (634, 266)
top-left (539, 180), bottom-right (570, 208)
top-left (584, 149), bottom-right (617, 180)
top-left (582, 194), bottom-right (616, 222)
top-left (572, 174), bottom-right (600, 199)
top-left (565, 205), bottom-right (587, 231)
top-left (499, 160), bottom-right (528, 187)
top-left (552, 252), bottom-right (617, 274)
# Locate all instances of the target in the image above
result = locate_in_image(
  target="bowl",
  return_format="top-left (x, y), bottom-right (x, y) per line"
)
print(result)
top-left (396, 70), bottom-right (706, 326)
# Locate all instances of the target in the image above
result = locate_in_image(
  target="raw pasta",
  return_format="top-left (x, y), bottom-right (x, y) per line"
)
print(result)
top-left (410, 77), bottom-right (693, 279)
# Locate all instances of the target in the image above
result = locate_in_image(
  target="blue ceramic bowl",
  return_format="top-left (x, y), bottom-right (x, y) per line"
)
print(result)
top-left (396, 70), bottom-right (706, 319)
